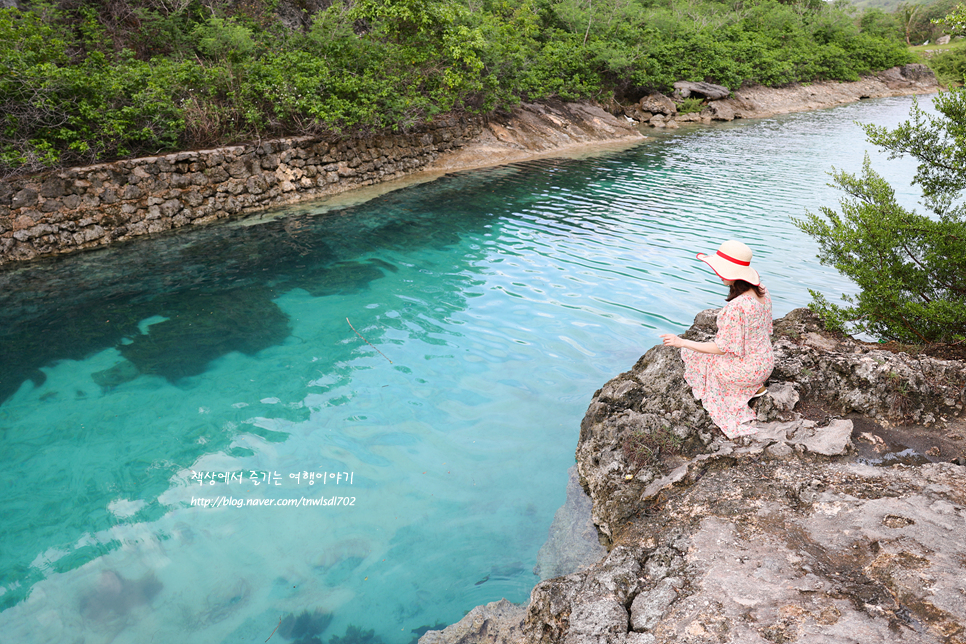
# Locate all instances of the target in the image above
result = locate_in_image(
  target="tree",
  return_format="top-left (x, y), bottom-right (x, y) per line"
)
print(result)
top-left (794, 89), bottom-right (966, 344)
top-left (933, 2), bottom-right (966, 36)
top-left (896, 2), bottom-right (920, 45)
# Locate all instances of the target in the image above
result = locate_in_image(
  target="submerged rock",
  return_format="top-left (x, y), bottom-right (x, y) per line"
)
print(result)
top-left (78, 570), bottom-right (162, 621)
top-left (119, 287), bottom-right (289, 382)
top-left (534, 466), bottom-right (607, 580)
top-left (278, 608), bottom-right (333, 642)
top-left (91, 359), bottom-right (139, 389)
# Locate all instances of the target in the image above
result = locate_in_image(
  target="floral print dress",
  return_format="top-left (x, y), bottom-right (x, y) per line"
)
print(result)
top-left (681, 287), bottom-right (774, 438)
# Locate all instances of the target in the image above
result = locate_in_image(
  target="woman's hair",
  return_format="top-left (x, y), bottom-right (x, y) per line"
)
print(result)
top-left (726, 279), bottom-right (764, 302)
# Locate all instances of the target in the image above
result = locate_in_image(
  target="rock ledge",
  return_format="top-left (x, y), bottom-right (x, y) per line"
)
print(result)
top-left (422, 308), bottom-right (966, 644)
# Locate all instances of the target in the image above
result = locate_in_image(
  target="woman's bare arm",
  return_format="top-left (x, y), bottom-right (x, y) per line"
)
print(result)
top-left (659, 334), bottom-right (726, 355)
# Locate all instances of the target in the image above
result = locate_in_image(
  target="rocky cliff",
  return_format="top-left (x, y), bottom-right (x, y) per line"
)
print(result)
top-left (422, 308), bottom-right (966, 644)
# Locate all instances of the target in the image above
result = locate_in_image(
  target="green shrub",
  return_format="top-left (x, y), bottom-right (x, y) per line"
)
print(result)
top-left (929, 43), bottom-right (966, 86)
top-left (795, 89), bottom-right (966, 343)
top-left (677, 97), bottom-right (704, 114)
top-left (0, 0), bottom-right (927, 176)
top-left (191, 17), bottom-right (256, 63)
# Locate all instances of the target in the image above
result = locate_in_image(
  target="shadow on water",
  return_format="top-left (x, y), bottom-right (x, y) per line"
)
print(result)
top-left (118, 288), bottom-right (290, 382)
top-left (277, 608), bottom-right (334, 644)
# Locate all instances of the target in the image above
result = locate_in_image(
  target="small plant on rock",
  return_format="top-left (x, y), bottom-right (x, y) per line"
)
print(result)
top-left (623, 427), bottom-right (684, 468)
top-left (677, 97), bottom-right (704, 114)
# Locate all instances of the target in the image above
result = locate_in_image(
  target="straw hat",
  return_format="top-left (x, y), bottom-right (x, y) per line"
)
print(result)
top-left (696, 240), bottom-right (760, 286)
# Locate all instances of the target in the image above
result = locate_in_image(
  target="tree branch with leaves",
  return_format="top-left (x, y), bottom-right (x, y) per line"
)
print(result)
top-left (794, 89), bottom-right (966, 344)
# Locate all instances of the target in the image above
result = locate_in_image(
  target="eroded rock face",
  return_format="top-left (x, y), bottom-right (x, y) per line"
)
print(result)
top-left (639, 93), bottom-right (677, 116)
top-left (424, 308), bottom-right (966, 644)
top-left (718, 65), bottom-right (938, 119)
top-left (673, 82), bottom-right (730, 101)
top-left (421, 599), bottom-right (527, 644)
top-left (512, 456), bottom-right (966, 644)
top-left (700, 101), bottom-right (735, 121)
top-left (578, 307), bottom-right (966, 542)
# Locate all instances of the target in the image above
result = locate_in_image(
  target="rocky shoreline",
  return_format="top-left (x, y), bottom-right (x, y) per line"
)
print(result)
top-left (421, 308), bottom-right (966, 644)
top-left (614, 64), bottom-right (939, 130)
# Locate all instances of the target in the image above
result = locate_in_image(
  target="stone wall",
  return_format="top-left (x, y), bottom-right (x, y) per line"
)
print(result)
top-left (0, 114), bottom-right (483, 264)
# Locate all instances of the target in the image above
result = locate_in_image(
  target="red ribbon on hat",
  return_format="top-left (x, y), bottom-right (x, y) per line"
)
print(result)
top-left (716, 250), bottom-right (750, 266)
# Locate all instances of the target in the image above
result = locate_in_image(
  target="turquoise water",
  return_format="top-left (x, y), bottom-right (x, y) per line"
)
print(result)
top-left (0, 96), bottom-right (929, 643)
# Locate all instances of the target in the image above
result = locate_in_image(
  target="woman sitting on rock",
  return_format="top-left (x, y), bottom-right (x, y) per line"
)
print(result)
top-left (659, 240), bottom-right (774, 438)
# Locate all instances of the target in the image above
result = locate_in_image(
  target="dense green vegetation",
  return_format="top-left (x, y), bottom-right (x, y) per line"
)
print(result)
top-left (929, 42), bottom-right (966, 84)
top-left (852, 0), bottom-right (958, 45)
top-left (796, 88), bottom-right (966, 343)
top-left (1, 0), bottom-right (915, 176)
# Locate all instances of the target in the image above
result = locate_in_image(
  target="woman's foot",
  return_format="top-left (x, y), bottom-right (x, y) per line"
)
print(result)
top-left (751, 385), bottom-right (767, 399)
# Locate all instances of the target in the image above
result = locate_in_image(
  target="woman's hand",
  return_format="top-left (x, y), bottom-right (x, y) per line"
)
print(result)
top-left (660, 333), bottom-right (684, 348)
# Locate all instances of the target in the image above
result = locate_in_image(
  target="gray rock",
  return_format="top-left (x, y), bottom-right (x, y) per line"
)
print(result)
top-left (91, 360), bottom-right (139, 389)
top-left (227, 160), bottom-right (250, 179)
top-left (673, 81), bottom-right (730, 100)
top-left (803, 331), bottom-right (837, 351)
top-left (73, 225), bottom-right (106, 244)
top-left (246, 174), bottom-right (268, 195)
top-left (899, 63), bottom-right (937, 83)
top-left (623, 105), bottom-right (652, 123)
top-left (562, 599), bottom-right (627, 644)
top-left (624, 633), bottom-right (655, 644)
top-left (768, 381), bottom-right (799, 411)
top-left (583, 546), bottom-right (642, 604)
top-left (205, 166), bottom-right (230, 183)
top-left (419, 598), bottom-right (525, 644)
top-left (525, 573), bottom-right (587, 644)
top-left (40, 178), bottom-right (67, 198)
top-left (12, 188), bottom-right (38, 209)
top-left (160, 199), bottom-right (182, 217)
top-left (629, 577), bottom-right (681, 631)
top-left (183, 190), bottom-right (205, 207)
top-left (642, 546), bottom-right (683, 582)
top-left (764, 441), bottom-right (793, 458)
top-left (790, 418), bottom-right (853, 456)
top-left (701, 101), bottom-right (735, 121)
top-left (639, 93), bottom-right (676, 116)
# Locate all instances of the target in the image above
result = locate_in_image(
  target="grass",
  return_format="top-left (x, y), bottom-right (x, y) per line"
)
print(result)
top-left (623, 427), bottom-right (685, 468)
top-left (909, 41), bottom-right (966, 57)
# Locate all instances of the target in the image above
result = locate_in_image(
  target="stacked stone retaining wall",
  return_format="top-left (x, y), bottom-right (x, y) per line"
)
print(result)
top-left (0, 114), bottom-right (483, 264)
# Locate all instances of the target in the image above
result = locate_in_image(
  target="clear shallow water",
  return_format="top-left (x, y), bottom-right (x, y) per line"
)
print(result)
top-left (0, 96), bottom-right (930, 643)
